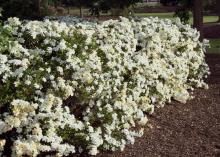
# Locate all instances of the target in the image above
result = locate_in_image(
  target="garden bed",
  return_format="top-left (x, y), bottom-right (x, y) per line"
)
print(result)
top-left (0, 17), bottom-right (210, 156)
top-left (94, 54), bottom-right (220, 157)
top-left (204, 23), bottom-right (220, 39)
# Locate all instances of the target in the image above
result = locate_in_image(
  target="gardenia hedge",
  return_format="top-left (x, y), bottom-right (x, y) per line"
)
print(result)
top-left (0, 17), bottom-right (209, 156)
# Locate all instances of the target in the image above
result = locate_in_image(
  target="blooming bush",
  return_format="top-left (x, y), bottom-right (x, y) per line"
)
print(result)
top-left (0, 16), bottom-right (209, 156)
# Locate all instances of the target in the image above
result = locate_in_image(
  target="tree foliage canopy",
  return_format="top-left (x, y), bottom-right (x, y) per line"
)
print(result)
top-left (0, 0), bottom-right (41, 20)
top-left (0, 0), bottom-right (141, 19)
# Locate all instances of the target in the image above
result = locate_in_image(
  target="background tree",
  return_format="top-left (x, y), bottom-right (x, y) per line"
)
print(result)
top-left (174, 0), bottom-right (192, 24)
top-left (76, 0), bottom-right (91, 17)
top-left (63, 0), bottom-right (91, 17)
top-left (160, 0), bottom-right (178, 6)
top-left (89, 0), bottom-right (141, 16)
top-left (0, 0), bottom-right (60, 20)
top-left (217, 0), bottom-right (220, 22)
top-left (193, 0), bottom-right (203, 40)
top-left (203, 0), bottom-right (216, 14)
top-left (175, 0), bottom-right (219, 24)
top-left (0, 0), bottom-right (41, 20)
top-left (174, 0), bottom-right (205, 39)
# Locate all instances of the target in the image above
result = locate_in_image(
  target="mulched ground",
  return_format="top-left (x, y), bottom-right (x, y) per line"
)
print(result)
top-left (89, 54), bottom-right (220, 157)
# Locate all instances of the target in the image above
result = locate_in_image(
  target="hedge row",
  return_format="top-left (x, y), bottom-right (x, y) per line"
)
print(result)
top-left (0, 17), bottom-right (209, 156)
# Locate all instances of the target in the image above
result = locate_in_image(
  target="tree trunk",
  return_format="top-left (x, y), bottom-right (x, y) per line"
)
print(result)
top-left (37, 0), bottom-right (41, 16)
top-left (68, 7), bottom-right (70, 15)
top-left (217, 0), bottom-right (220, 22)
top-left (54, 0), bottom-right (58, 9)
top-left (79, 0), bottom-right (83, 18)
top-left (193, 0), bottom-right (203, 40)
top-left (80, 6), bottom-right (83, 17)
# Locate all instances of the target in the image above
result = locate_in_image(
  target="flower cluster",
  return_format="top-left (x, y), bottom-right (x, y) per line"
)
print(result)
top-left (0, 16), bottom-right (209, 156)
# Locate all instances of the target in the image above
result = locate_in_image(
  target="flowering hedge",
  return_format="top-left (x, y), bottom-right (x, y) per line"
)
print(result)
top-left (0, 17), bottom-right (209, 156)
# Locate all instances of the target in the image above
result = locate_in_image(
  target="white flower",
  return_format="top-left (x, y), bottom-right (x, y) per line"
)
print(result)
top-left (173, 88), bottom-right (190, 103)
top-left (56, 66), bottom-right (63, 75)
top-left (0, 16), bottom-right (209, 157)
top-left (25, 80), bottom-right (31, 85)
top-left (7, 17), bottom-right (21, 26)
top-left (138, 117), bottom-right (148, 126)
top-left (89, 146), bottom-right (98, 155)
top-left (34, 83), bottom-right (40, 89)
top-left (0, 139), bottom-right (5, 151)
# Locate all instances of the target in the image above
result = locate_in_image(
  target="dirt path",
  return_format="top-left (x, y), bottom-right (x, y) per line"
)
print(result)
top-left (95, 54), bottom-right (220, 157)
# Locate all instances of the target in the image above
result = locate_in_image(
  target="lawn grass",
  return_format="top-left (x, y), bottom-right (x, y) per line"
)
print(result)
top-left (134, 12), bottom-right (218, 24)
top-left (208, 39), bottom-right (220, 53)
top-left (64, 10), bottom-right (219, 24)
top-left (134, 12), bottom-right (175, 19)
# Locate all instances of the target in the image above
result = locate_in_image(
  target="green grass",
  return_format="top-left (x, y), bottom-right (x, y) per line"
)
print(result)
top-left (134, 12), bottom-right (218, 24)
top-left (135, 2), bottom-right (161, 7)
top-left (65, 8), bottom-right (90, 15)
top-left (203, 16), bottom-right (219, 23)
top-left (64, 8), bottom-right (218, 24)
top-left (208, 39), bottom-right (220, 53)
top-left (135, 12), bottom-right (174, 19)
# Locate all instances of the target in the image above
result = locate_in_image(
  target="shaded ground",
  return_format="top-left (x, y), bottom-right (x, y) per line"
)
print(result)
top-left (92, 54), bottom-right (220, 157)
top-left (204, 23), bottom-right (220, 39)
top-left (134, 6), bottom-right (176, 13)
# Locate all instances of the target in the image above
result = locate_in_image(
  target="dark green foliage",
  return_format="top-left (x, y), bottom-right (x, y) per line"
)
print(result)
top-left (174, 0), bottom-right (219, 24)
top-left (174, 0), bottom-right (192, 24)
top-left (101, 0), bottom-right (141, 9)
top-left (160, 0), bottom-right (178, 6)
top-left (0, 0), bottom-right (60, 20)
top-left (0, 21), bottom-right (14, 109)
top-left (0, 22), bottom-right (12, 52)
top-left (57, 126), bottom-right (89, 151)
top-left (94, 0), bottom-right (140, 16)
top-left (174, 6), bottom-right (190, 24)
top-left (0, 0), bottom-right (41, 20)
top-left (203, 0), bottom-right (217, 14)
top-left (0, 0), bottom-right (142, 19)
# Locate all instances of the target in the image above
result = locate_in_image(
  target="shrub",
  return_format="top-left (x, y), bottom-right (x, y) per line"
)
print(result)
top-left (0, 17), bottom-right (209, 156)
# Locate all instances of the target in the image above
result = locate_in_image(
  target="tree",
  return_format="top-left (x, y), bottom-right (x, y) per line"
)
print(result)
top-left (193, 0), bottom-right (203, 40)
top-left (0, 0), bottom-right (62, 20)
top-left (0, 0), bottom-right (41, 20)
top-left (174, 0), bottom-right (192, 24)
top-left (217, 0), bottom-right (220, 22)
top-left (175, 0), bottom-right (204, 40)
top-left (76, 0), bottom-right (89, 17)
top-left (88, 0), bottom-right (141, 16)
top-left (63, 0), bottom-right (91, 17)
